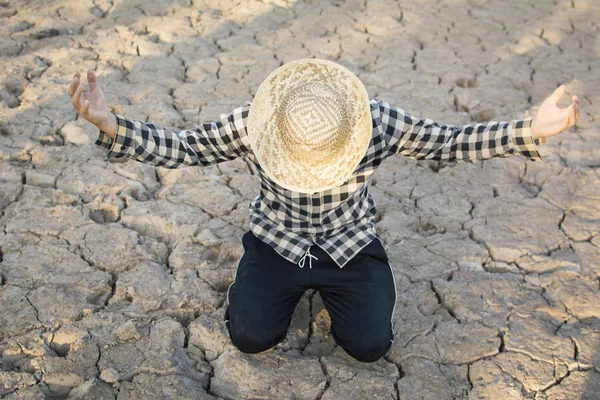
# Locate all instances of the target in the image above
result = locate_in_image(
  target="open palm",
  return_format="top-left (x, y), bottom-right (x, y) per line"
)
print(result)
top-left (531, 85), bottom-right (580, 139)
top-left (69, 70), bottom-right (114, 135)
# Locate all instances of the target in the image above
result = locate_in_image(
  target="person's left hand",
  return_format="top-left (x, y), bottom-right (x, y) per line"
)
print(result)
top-left (531, 85), bottom-right (580, 140)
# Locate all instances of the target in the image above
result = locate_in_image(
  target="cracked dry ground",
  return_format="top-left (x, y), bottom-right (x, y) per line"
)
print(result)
top-left (0, 0), bottom-right (599, 399)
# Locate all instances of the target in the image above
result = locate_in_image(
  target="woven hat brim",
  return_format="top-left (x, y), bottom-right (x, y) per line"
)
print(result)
top-left (247, 58), bottom-right (372, 194)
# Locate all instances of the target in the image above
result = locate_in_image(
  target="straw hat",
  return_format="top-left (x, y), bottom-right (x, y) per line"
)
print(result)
top-left (247, 58), bottom-right (372, 193)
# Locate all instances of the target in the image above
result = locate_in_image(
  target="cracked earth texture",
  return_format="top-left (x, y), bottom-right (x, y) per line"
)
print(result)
top-left (0, 0), bottom-right (599, 399)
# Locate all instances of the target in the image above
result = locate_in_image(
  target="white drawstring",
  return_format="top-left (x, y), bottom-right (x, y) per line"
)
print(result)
top-left (298, 247), bottom-right (318, 269)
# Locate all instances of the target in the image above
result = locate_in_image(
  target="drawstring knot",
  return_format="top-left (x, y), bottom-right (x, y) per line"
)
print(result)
top-left (298, 247), bottom-right (318, 269)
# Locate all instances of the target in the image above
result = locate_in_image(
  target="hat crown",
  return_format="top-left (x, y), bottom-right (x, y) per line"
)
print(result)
top-left (247, 58), bottom-right (372, 193)
top-left (277, 82), bottom-right (350, 162)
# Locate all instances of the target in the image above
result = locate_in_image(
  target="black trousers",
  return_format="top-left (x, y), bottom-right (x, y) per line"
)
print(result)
top-left (224, 231), bottom-right (396, 363)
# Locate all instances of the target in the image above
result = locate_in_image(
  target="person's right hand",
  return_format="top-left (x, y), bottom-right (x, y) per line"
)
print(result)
top-left (69, 70), bottom-right (116, 138)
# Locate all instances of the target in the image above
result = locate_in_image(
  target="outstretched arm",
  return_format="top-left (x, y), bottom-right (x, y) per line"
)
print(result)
top-left (69, 70), bottom-right (250, 168)
top-left (378, 86), bottom-right (579, 162)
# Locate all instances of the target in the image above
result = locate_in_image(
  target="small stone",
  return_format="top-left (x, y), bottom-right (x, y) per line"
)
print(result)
top-left (204, 350), bottom-right (218, 362)
top-left (484, 261), bottom-right (522, 274)
top-left (193, 228), bottom-right (221, 247)
top-left (60, 122), bottom-right (90, 146)
top-left (114, 321), bottom-right (140, 341)
top-left (196, 360), bottom-right (212, 374)
top-left (99, 368), bottom-right (119, 384)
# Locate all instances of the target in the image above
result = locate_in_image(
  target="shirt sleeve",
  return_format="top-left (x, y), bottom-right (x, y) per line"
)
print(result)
top-left (376, 98), bottom-right (545, 162)
top-left (94, 102), bottom-right (251, 168)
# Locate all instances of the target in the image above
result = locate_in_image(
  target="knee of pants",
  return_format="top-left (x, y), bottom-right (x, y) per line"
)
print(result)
top-left (339, 334), bottom-right (393, 363)
top-left (227, 322), bottom-right (284, 354)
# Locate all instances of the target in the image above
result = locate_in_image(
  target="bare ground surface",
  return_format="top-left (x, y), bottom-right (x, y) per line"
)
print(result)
top-left (0, 0), bottom-right (599, 399)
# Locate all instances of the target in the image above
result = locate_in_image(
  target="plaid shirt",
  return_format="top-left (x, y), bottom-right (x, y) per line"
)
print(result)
top-left (95, 98), bottom-right (545, 268)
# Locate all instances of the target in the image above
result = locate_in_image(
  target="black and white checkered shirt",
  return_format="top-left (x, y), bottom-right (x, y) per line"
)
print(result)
top-left (95, 98), bottom-right (545, 268)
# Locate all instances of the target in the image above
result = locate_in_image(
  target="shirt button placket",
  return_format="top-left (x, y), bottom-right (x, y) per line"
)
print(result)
top-left (311, 196), bottom-right (320, 241)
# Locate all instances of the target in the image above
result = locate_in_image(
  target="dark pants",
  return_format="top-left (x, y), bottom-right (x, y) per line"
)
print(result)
top-left (224, 231), bottom-right (396, 363)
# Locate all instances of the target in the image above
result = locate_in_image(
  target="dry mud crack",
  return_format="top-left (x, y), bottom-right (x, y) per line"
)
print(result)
top-left (1, 0), bottom-right (599, 399)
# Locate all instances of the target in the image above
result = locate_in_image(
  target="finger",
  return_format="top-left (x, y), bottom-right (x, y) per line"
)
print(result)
top-left (560, 104), bottom-right (576, 130)
top-left (573, 95), bottom-right (580, 122)
top-left (72, 85), bottom-right (84, 110)
top-left (70, 82), bottom-right (79, 107)
top-left (87, 69), bottom-right (98, 91)
top-left (548, 85), bottom-right (566, 105)
top-left (69, 76), bottom-right (79, 97)
top-left (82, 99), bottom-right (90, 115)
